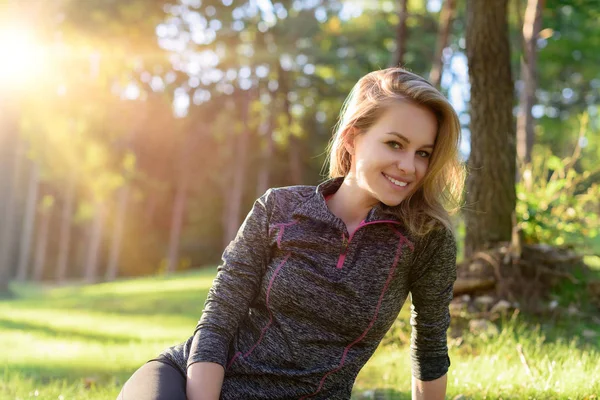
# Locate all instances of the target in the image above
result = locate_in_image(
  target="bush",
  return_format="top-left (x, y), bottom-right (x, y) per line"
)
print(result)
top-left (516, 113), bottom-right (600, 253)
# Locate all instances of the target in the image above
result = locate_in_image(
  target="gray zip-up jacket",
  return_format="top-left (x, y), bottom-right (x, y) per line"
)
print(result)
top-left (158, 177), bottom-right (457, 399)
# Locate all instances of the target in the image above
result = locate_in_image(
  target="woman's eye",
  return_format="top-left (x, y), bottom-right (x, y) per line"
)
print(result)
top-left (417, 150), bottom-right (431, 158)
top-left (386, 141), bottom-right (401, 150)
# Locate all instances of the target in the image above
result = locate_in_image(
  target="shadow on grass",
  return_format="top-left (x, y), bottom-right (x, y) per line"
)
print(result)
top-left (0, 318), bottom-right (146, 344)
top-left (6, 288), bottom-right (211, 320)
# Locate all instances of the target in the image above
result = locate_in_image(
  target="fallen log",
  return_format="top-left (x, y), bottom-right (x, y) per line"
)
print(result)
top-left (453, 277), bottom-right (496, 296)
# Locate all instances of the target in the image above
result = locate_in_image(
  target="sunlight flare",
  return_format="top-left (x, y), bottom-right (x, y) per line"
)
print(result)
top-left (0, 26), bottom-right (46, 87)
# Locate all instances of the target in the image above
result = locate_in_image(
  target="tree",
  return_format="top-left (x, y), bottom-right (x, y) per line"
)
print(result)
top-left (429, 0), bottom-right (457, 88)
top-left (278, 64), bottom-right (303, 185)
top-left (464, 0), bottom-right (516, 257)
top-left (516, 0), bottom-right (545, 165)
top-left (533, 0), bottom-right (600, 158)
top-left (55, 169), bottom-right (76, 283)
top-left (166, 127), bottom-right (204, 274)
top-left (391, 0), bottom-right (409, 67)
top-left (222, 90), bottom-right (254, 246)
top-left (32, 195), bottom-right (54, 281)
top-left (15, 161), bottom-right (40, 281)
top-left (256, 89), bottom-right (276, 196)
top-left (0, 107), bottom-right (21, 294)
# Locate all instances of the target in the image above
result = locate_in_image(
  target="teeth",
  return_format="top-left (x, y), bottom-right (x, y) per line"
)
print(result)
top-left (385, 175), bottom-right (408, 187)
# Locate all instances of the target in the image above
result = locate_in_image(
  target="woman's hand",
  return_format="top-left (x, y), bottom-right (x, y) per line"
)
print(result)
top-left (186, 362), bottom-right (225, 400)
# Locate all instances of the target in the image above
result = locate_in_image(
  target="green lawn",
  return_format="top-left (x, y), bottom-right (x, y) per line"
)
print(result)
top-left (1, 266), bottom-right (599, 400)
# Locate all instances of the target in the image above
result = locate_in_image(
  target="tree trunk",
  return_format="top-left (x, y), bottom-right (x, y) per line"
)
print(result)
top-left (278, 66), bottom-right (303, 185)
top-left (223, 91), bottom-right (253, 247)
top-left (0, 132), bottom-right (10, 291)
top-left (0, 133), bottom-right (22, 292)
top-left (429, 0), bottom-right (456, 87)
top-left (166, 173), bottom-right (188, 274)
top-left (32, 197), bottom-right (53, 282)
top-left (105, 184), bottom-right (129, 281)
top-left (106, 102), bottom-right (145, 279)
top-left (16, 161), bottom-right (40, 282)
top-left (166, 126), bottom-right (204, 274)
top-left (144, 190), bottom-right (158, 225)
top-left (84, 202), bottom-right (105, 283)
top-left (257, 96), bottom-right (276, 197)
top-left (391, 0), bottom-right (409, 67)
top-left (75, 224), bottom-right (89, 277)
top-left (517, 0), bottom-right (545, 165)
top-left (464, 0), bottom-right (516, 257)
top-left (56, 171), bottom-right (76, 283)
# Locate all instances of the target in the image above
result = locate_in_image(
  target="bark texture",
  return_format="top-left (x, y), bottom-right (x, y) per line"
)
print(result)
top-left (465, 0), bottom-right (517, 257)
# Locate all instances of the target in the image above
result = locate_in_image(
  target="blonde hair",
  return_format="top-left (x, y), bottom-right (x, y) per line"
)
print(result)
top-left (326, 68), bottom-right (465, 237)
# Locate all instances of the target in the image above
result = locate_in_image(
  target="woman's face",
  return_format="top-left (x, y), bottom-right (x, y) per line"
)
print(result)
top-left (347, 101), bottom-right (438, 207)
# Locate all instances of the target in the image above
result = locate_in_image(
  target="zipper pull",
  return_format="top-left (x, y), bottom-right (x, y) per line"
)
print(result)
top-left (341, 234), bottom-right (348, 254)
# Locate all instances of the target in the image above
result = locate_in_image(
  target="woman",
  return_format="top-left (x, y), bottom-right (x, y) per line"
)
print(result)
top-left (118, 67), bottom-right (465, 400)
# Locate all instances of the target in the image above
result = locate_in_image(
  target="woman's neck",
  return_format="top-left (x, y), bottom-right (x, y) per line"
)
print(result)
top-left (326, 176), bottom-right (378, 233)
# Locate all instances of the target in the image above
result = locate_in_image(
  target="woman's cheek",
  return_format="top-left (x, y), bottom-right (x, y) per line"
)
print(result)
top-left (414, 162), bottom-right (428, 181)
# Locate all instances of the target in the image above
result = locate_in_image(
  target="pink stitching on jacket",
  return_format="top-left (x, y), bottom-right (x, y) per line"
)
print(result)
top-left (269, 220), bottom-right (299, 249)
top-left (226, 252), bottom-right (291, 370)
top-left (388, 225), bottom-right (414, 251)
top-left (300, 235), bottom-right (412, 399)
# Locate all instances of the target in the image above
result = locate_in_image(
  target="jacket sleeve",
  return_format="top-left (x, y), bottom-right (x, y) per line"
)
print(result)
top-left (187, 189), bottom-right (275, 370)
top-left (408, 226), bottom-right (457, 381)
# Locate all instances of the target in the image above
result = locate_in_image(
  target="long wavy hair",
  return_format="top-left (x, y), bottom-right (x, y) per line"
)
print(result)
top-left (325, 68), bottom-right (465, 237)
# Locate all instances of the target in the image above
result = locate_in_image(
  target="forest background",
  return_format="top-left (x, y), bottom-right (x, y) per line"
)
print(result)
top-left (0, 0), bottom-right (599, 399)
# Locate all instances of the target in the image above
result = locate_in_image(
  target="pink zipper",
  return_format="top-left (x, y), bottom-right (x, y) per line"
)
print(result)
top-left (335, 219), bottom-right (402, 269)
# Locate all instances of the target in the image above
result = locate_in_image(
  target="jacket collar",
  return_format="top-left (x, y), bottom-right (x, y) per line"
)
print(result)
top-left (292, 177), bottom-right (402, 228)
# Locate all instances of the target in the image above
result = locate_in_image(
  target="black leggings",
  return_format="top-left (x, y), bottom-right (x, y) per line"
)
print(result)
top-left (117, 359), bottom-right (187, 400)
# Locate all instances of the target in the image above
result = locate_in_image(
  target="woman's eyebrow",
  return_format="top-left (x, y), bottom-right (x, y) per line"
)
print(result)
top-left (385, 131), bottom-right (434, 149)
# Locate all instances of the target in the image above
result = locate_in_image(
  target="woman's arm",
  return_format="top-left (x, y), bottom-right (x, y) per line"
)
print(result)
top-left (186, 362), bottom-right (225, 400)
top-left (408, 226), bottom-right (457, 389)
top-left (412, 374), bottom-right (447, 400)
top-left (186, 189), bottom-right (276, 385)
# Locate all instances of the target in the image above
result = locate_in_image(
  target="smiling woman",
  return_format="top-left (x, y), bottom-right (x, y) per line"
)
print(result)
top-left (118, 68), bottom-right (465, 400)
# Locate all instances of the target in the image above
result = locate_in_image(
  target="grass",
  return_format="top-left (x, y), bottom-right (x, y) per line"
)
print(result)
top-left (1, 266), bottom-right (599, 400)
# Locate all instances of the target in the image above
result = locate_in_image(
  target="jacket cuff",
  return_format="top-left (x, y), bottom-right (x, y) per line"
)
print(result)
top-left (410, 354), bottom-right (451, 381)
top-left (187, 329), bottom-right (230, 371)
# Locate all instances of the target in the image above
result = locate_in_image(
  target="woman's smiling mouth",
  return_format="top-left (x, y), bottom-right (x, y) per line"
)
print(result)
top-left (382, 173), bottom-right (411, 189)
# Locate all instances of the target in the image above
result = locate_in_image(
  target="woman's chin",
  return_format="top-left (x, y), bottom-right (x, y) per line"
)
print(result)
top-left (377, 194), bottom-right (405, 208)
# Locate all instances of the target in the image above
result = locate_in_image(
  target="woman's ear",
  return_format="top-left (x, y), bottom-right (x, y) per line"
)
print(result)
top-left (343, 127), bottom-right (358, 156)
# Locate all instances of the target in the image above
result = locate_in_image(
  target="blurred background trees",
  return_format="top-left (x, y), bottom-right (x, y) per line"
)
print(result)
top-left (0, 0), bottom-right (598, 292)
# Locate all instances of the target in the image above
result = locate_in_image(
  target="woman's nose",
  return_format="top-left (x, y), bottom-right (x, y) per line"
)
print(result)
top-left (396, 155), bottom-right (416, 175)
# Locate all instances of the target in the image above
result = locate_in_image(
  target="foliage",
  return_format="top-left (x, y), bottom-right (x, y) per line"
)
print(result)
top-left (533, 0), bottom-right (600, 157)
top-left (1, 0), bottom-right (599, 280)
top-left (516, 113), bottom-right (600, 252)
